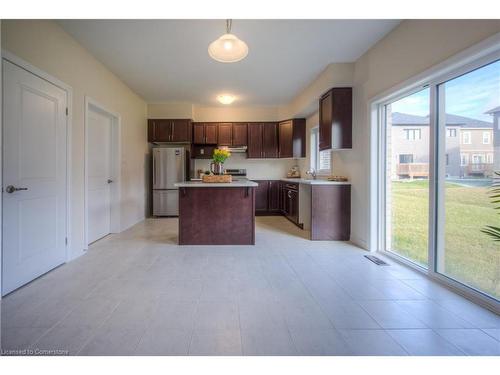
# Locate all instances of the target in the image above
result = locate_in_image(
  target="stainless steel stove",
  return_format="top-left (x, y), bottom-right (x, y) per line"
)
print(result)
top-left (224, 168), bottom-right (248, 180)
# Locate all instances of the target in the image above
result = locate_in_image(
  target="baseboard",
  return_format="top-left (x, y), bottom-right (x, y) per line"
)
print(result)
top-left (349, 234), bottom-right (368, 250)
top-left (120, 215), bottom-right (146, 233)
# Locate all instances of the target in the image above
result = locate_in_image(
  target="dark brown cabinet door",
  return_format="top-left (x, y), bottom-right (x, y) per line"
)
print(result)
top-left (247, 123), bottom-right (263, 158)
top-left (319, 91), bottom-right (332, 151)
top-left (218, 123), bottom-right (232, 146)
top-left (278, 120), bottom-right (293, 158)
top-left (149, 120), bottom-right (171, 142)
top-left (331, 88), bottom-right (352, 149)
top-left (268, 181), bottom-right (280, 212)
top-left (171, 119), bottom-right (191, 142)
top-left (254, 180), bottom-right (269, 213)
top-left (205, 123), bottom-right (218, 144)
top-left (232, 123), bottom-right (248, 146)
top-left (311, 185), bottom-right (351, 240)
top-left (148, 119), bottom-right (155, 142)
top-left (279, 182), bottom-right (286, 213)
top-left (193, 123), bottom-right (205, 144)
top-left (262, 122), bottom-right (278, 158)
top-left (319, 88), bottom-right (352, 150)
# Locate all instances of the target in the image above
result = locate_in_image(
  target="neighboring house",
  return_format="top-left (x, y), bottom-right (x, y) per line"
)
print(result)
top-left (390, 112), bottom-right (494, 179)
top-left (485, 106), bottom-right (500, 172)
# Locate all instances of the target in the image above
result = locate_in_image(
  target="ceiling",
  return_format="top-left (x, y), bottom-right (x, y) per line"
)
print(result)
top-left (58, 19), bottom-right (400, 106)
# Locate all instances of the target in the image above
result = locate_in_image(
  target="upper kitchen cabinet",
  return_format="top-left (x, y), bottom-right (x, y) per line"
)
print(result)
top-left (247, 122), bottom-right (279, 158)
top-left (217, 123), bottom-right (233, 146)
top-left (247, 123), bottom-right (264, 158)
top-left (232, 123), bottom-right (248, 146)
top-left (148, 119), bottom-right (192, 143)
top-left (319, 88), bottom-right (352, 151)
top-left (278, 119), bottom-right (306, 158)
top-left (193, 122), bottom-right (218, 144)
top-left (262, 122), bottom-right (279, 158)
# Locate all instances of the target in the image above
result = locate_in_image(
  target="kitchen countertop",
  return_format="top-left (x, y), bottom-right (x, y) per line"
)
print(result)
top-left (280, 178), bottom-right (351, 185)
top-left (175, 180), bottom-right (258, 188)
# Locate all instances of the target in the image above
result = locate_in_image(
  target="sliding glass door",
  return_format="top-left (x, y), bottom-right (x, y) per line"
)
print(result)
top-left (384, 88), bottom-right (430, 267)
top-left (437, 60), bottom-right (500, 300)
top-left (382, 57), bottom-right (500, 303)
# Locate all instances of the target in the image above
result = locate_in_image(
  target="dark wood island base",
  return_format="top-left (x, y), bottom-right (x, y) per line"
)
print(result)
top-left (176, 183), bottom-right (256, 245)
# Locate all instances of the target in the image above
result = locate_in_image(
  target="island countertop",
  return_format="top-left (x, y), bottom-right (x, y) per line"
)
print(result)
top-left (175, 180), bottom-right (258, 188)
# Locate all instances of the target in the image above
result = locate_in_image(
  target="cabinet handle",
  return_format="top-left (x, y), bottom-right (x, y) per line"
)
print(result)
top-left (288, 191), bottom-right (292, 198)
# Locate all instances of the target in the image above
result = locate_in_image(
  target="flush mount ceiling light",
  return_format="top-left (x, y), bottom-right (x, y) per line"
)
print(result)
top-left (208, 19), bottom-right (249, 63)
top-left (217, 94), bottom-right (236, 105)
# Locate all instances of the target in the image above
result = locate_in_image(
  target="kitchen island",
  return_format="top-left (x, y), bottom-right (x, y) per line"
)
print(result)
top-left (174, 180), bottom-right (258, 245)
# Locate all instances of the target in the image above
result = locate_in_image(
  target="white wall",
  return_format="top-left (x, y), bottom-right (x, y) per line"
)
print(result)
top-left (347, 19), bottom-right (500, 249)
top-left (280, 63), bottom-right (355, 119)
top-left (1, 20), bottom-right (148, 259)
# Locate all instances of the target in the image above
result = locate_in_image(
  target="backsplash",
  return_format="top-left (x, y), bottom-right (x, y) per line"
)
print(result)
top-left (194, 153), bottom-right (300, 179)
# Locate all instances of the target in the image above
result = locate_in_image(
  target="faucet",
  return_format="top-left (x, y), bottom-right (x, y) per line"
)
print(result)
top-left (306, 168), bottom-right (317, 180)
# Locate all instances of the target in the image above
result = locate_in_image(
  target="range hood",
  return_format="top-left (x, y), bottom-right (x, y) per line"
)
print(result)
top-left (223, 146), bottom-right (247, 153)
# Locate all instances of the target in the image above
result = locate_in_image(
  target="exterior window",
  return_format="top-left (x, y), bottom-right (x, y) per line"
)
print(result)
top-left (482, 131), bottom-right (491, 144)
top-left (472, 154), bottom-right (484, 164)
top-left (460, 153), bottom-right (469, 166)
top-left (311, 127), bottom-right (331, 174)
top-left (404, 128), bottom-right (421, 140)
top-left (399, 154), bottom-right (414, 163)
top-left (487, 153), bottom-right (494, 164)
top-left (446, 128), bottom-right (457, 137)
top-left (462, 131), bottom-right (471, 144)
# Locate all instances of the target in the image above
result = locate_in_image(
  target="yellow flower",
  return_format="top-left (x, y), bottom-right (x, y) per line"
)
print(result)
top-left (213, 148), bottom-right (231, 163)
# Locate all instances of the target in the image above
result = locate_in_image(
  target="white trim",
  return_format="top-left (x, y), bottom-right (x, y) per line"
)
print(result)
top-left (462, 131), bottom-right (472, 144)
top-left (370, 34), bottom-right (500, 312)
top-left (1, 50), bottom-right (73, 264)
top-left (482, 131), bottom-right (491, 144)
top-left (84, 96), bottom-right (122, 249)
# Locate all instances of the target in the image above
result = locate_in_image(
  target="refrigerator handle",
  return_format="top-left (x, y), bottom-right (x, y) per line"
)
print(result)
top-left (152, 152), bottom-right (156, 188)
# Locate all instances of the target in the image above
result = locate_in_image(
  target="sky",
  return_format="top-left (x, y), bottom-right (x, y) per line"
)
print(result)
top-left (391, 59), bottom-right (500, 122)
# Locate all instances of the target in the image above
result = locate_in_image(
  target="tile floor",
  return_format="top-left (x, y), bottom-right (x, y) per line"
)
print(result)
top-left (1, 217), bottom-right (499, 356)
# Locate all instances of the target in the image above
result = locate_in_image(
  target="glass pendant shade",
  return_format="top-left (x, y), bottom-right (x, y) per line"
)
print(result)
top-left (208, 33), bottom-right (248, 63)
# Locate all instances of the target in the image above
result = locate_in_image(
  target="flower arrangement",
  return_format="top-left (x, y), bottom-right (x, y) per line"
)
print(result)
top-left (212, 148), bottom-right (231, 164)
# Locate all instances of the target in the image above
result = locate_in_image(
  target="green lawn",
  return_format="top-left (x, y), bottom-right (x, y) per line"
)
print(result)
top-left (391, 180), bottom-right (500, 299)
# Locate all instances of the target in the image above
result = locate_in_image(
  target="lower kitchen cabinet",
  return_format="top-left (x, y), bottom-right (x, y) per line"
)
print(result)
top-left (255, 181), bottom-right (269, 213)
top-left (311, 185), bottom-right (351, 240)
top-left (253, 180), bottom-right (282, 215)
top-left (253, 179), bottom-right (351, 240)
top-left (268, 180), bottom-right (281, 212)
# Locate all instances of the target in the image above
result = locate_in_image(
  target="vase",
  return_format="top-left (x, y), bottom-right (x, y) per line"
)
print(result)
top-left (210, 162), bottom-right (224, 175)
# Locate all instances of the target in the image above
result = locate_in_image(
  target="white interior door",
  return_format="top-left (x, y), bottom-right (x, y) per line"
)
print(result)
top-left (2, 60), bottom-right (68, 295)
top-left (87, 108), bottom-right (112, 244)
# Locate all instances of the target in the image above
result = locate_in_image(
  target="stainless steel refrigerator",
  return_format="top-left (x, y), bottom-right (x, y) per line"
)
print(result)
top-left (152, 147), bottom-right (190, 216)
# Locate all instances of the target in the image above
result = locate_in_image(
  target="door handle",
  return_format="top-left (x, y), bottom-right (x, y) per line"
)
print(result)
top-left (5, 185), bottom-right (28, 193)
top-left (107, 179), bottom-right (113, 184)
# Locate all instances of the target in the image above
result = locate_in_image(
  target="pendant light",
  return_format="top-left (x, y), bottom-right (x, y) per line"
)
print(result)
top-left (208, 19), bottom-right (249, 63)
